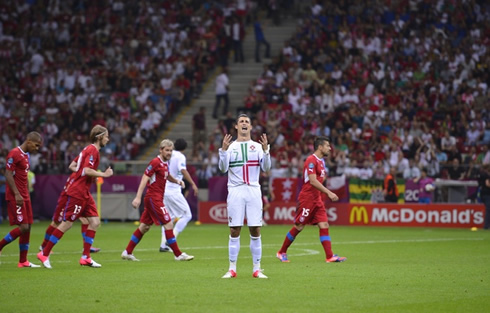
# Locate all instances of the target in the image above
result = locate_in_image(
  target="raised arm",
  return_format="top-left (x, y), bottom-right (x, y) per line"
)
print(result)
top-left (259, 133), bottom-right (271, 172)
top-left (218, 134), bottom-right (233, 173)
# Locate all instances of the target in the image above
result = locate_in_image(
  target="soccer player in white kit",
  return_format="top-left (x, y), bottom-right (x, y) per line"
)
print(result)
top-left (159, 139), bottom-right (198, 252)
top-left (219, 114), bottom-right (271, 279)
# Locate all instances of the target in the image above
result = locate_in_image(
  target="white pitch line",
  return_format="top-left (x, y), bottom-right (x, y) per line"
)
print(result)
top-left (0, 248), bottom-right (320, 265)
top-left (0, 237), bottom-right (483, 259)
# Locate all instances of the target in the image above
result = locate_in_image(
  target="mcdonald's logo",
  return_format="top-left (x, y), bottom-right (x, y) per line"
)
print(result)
top-left (350, 206), bottom-right (369, 224)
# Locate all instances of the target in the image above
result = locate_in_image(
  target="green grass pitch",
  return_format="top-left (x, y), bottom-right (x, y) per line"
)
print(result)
top-left (0, 222), bottom-right (489, 313)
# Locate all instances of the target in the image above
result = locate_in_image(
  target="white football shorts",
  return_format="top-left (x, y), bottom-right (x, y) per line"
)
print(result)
top-left (226, 184), bottom-right (263, 227)
top-left (164, 191), bottom-right (192, 220)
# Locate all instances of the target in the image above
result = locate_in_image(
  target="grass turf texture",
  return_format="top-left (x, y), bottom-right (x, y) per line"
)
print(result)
top-left (0, 222), bottom-right (489, 313)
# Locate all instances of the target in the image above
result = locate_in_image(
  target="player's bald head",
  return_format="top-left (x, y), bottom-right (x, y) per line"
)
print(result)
top-left (26, 131), bottom-right (42, 143)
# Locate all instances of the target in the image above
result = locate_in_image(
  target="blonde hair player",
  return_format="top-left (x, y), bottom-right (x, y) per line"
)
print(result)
top-left (37, 125), bottom-right (113, 269)
top-left (121, 139), bottom-right (194, 261)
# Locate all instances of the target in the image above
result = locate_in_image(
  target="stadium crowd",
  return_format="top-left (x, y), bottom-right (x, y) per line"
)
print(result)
top-left (0, 0), bottom-right (263, 174)
top-left (0, 0), bottom-right (489, 187)
top-left (197, 0), bottom-right (490, 187)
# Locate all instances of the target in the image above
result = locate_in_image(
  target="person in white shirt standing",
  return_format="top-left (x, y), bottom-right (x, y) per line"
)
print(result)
top-left (232, 16), bottom-right (244, 63)
top-left (213, 67), bottom-right (230, 119)
top-left (159, 139), bottom-right (198, 252)
top-left (219, 114), bottom-right (271, 279)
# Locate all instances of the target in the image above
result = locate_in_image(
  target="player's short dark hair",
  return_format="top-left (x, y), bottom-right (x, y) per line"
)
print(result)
top-left (174, 138), bottom-right (187, 151)
top-left (314, 136), bottom-right (330, 150)
top-left (26, 131), bottom-right (42, 143)
top-left (236, 113), bottom-right (251, 123)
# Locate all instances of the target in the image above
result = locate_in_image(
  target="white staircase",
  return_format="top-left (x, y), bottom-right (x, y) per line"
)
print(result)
top-left (150, 16), bottom-right (298, 159)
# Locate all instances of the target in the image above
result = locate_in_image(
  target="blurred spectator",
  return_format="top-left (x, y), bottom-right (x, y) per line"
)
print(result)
top-left (193, 106), bottom-right (207, 147)
top-left (383, 167), bottom-right (399, 203)
top-left (232, 16), bottom-right (245, 63)
top-left (254, 19), bottom-right (270, 63)
top-left (403, 159), bottom-right (421, 180)
top-left (480, 124), bottom-right (490, 146)
top-left (213, 67), bottom-right (230, 119)
top-left (440, 131), bottom-right (457, 154)
top-left (446, 158), bottom-right (466, 181)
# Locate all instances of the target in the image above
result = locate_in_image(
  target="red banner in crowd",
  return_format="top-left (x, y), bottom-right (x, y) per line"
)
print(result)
top-left (198, 201), bottom-right (485, 228)
top-left (271, 178), bottom-right (299, 202)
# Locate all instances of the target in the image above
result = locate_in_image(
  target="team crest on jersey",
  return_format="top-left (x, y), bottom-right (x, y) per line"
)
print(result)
top-left (17, 215), bottom-right (23, 222)
top-left (250, 145), bottom-right (256, 151)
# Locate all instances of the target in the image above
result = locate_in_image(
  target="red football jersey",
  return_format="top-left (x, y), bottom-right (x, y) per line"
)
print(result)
top-left (66, 144), bottom-right (100, 200)
top-left (298, 154), bottom-right (326, 203)
top-left (143, 155), bottom-right (169, 199)
top-left (61, 155), bottom-right (80, 195)
top-left (5, 146), bottom-right (30, 200)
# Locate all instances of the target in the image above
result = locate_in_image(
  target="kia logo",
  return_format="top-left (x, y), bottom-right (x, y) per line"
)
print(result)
top-left (209, 203), bottom-right (229, 223)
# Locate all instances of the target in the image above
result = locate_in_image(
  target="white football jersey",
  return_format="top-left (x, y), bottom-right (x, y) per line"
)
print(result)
top-left (165, 150), bottom-right (186, 194)
top-left (218, 140), bottom-right (271, 188)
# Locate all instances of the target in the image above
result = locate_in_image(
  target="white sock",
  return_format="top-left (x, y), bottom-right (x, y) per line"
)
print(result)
top-left (250, 235), bottom-right (262, 272)
top-left (160, 226), bottom-right (167, 248)
top-left (174, 215), bottom-right (192, 238)
top-left (229, 236), bottom-right (240, 271)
